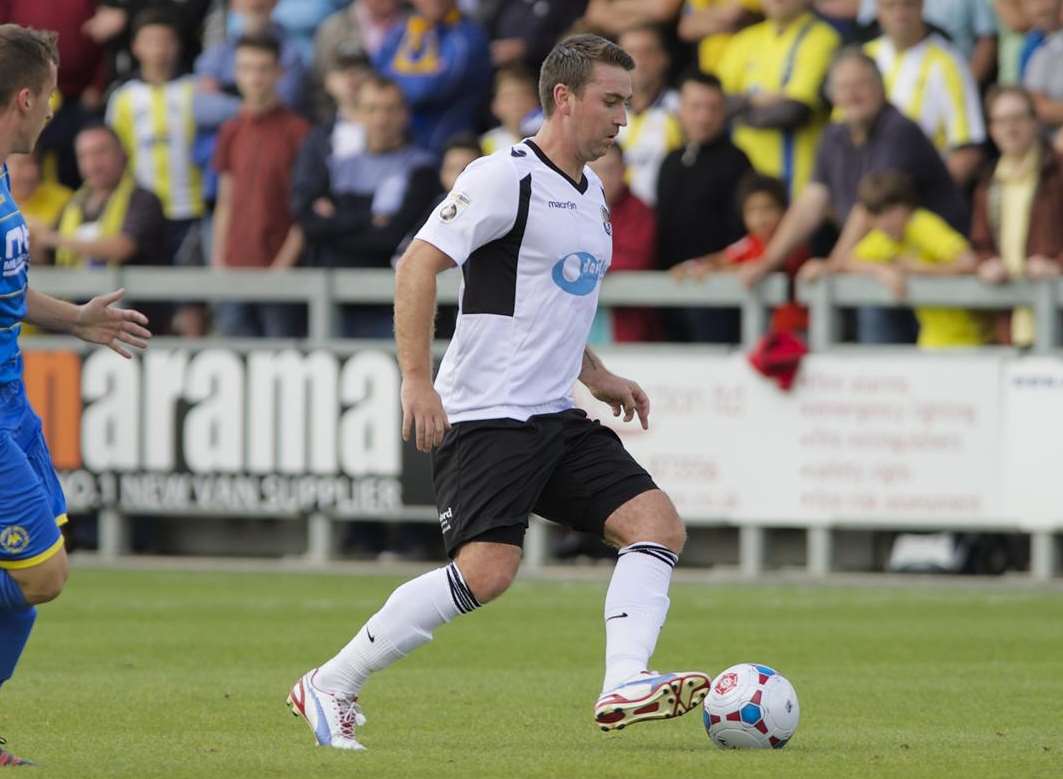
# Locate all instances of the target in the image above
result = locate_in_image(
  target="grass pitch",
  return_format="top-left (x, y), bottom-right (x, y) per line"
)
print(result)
top-left (3, 566), bottom-right (1062, 778)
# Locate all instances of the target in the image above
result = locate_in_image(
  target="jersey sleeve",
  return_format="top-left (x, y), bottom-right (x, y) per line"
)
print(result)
top-left (414, 154), bottom-right (520, 266)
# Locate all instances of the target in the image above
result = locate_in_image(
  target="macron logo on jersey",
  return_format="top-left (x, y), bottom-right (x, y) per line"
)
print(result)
top-left (3, 224), bottom-right (29, 277)
top-left (551, 251), bottom-right (607, 296)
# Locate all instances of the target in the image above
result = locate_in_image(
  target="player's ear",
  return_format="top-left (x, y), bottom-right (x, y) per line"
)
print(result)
top-left (553, 83), bottom-right (573, 116)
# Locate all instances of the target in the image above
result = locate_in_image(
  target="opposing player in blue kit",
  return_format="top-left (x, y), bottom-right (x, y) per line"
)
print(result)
top-left (0, 24), bottom-right (153, 767)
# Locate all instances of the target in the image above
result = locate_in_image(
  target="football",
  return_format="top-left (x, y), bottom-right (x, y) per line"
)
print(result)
top-left (702, 663), bottom-right (800, 749)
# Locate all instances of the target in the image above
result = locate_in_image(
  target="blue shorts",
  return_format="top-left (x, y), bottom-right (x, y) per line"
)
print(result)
top-left (0, 380), bottom-right (67, 570)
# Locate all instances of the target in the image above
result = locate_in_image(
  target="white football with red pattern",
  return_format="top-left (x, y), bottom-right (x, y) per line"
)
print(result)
top-left (702, 663), bottom-right (799, 749)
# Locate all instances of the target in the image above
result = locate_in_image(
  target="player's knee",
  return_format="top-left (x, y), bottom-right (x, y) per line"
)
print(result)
top-left (17, 553), bottom-right (69, 605)
top-left (463, 564), bottom-right (517, 604)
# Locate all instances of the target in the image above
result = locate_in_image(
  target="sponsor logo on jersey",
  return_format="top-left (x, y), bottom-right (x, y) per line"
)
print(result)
top-left (551, 251), bottom-right (607, 296)
top-left (438, 506), bottom-right (453, 532)
top-left (601, 206), bottom-right (612, 236)
top-left (4, 224), bottom-right (29, 277)
top-left (0, 525), bottom-right (30, 555)
top-left (439, 192), bottom-right (471, 223)
top-left (548, 200), bottom-right (577, 210)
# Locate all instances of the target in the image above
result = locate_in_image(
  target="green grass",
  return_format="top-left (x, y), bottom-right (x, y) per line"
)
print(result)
top-left (3, 568), bottom-right (1063, 778)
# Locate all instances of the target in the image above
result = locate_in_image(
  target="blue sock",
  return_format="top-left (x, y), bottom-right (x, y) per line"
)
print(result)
top-left (0, 570), bottom-right (36, 688)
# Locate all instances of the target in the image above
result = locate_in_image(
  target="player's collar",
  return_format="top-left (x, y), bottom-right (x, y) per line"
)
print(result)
top-left (524, 139), bottom-right (588, 195)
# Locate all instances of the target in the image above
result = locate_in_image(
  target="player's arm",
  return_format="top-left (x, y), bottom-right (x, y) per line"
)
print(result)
top-left (395, 239), bottom-right (456, 452)
top-left (25, 288), bottom-right (151, 358)
top-left (579, 347), bottom-right (650, 430)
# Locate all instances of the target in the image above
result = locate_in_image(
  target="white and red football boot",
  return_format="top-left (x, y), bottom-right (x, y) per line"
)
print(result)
top-left (286, 669), bottom-right (367, 750)
top-left (594, 671), bottom-right (712, 731)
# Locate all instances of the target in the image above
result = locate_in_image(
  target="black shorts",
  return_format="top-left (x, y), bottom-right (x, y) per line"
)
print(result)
top-left (431, 409), bottom-right (658, 557)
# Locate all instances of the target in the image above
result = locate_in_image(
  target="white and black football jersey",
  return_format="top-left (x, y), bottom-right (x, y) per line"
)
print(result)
top-left (415, 139), bottom-right (614, 423)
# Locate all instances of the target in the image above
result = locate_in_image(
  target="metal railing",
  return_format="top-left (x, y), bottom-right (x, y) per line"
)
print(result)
top-left (25, 267), bottom-right (1063, 578)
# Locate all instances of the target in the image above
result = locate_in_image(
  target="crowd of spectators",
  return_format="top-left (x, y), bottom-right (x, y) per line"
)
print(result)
top-left (4, 0), bottom-right (1063, 348)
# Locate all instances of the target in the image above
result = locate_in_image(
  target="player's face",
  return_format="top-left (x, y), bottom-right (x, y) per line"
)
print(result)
top-left (618, 29), bottom-right (669, 95)
top-left (234, 47), bottom-right (281, 105)
top-left (678, 81), bottom-right (726, 146)
top-left (830, 59), bottom-right (885, 126)
top-left (877, 0), bottom-right (924, 40)
top-left (571, 63), bottom-right (631, 163)
top-left (361, 83), bottom-right (409, 153)
top-left (988, 93), bottom-right (1039, 157)
top-left (13, 64), bottom-right (57, 155)
top-left (588, 146), bottom-right (625, 205)
top-left (132, 23), bottom-right (180, 76)
top-left (75, 129), bottom-right (127, 192)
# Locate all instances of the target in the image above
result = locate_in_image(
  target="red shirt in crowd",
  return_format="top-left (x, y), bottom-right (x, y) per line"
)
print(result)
top-left (607, 187), bottom-right (661, 342)
top-left (724, 233), bottom-right (810, 334)
top-left (0, 0), bottom-right (107, 99)
top-left (213, 105), bottom-right (310, 268)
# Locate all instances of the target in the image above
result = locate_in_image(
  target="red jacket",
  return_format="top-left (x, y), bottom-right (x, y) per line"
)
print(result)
top-left (607, 188), bottom-right (661, 342)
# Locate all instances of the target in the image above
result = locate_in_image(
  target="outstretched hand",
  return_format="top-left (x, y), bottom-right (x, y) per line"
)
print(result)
top-left (73, 289), bottom-right (152, 359)
top-left (588, 372), bottom-right (650, 430)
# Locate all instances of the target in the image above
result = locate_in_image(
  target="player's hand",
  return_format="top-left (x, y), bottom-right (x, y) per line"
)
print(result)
top-left (401, 377), bottom-right (451, 452)
top-left (588, 372), bottom-right (650, 430)
top-left (73, 289), bottom-right (152, 359)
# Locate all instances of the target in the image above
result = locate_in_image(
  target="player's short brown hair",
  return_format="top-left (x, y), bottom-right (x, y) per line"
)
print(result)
top-left (0, 25), bottom-right (59, 108)
top-left (538, 34), bottom-right (634, 117)
top-left (858, 170), bottom-right (919, 215)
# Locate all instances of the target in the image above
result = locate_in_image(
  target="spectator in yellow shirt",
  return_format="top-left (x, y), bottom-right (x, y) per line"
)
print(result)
top-left (718, 0), bottom-right (840, 197)
top-left (678, 0), bottom-right (762, 75)
top-left (844, 170), bottom-right (984, 348)
top-left (6, 152), bottom-right (72, 261)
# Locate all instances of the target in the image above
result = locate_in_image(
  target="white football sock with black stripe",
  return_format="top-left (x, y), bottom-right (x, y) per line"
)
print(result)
top-left (601, 542), bottom-right (678, 693)
top-left (315, 561), bottom-right (480, 697)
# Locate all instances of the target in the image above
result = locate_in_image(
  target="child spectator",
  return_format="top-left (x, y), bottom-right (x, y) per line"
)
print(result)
top-left (480, 65), bottom-right (542, 155)
top-left (107, 9), bottom-right (204, 263)
top-left (211, 34), bottom-right (310, 338)
top-left (844, 170), bottom-right (984, 348)
top-left (672, 173), bottom-right (810, 334)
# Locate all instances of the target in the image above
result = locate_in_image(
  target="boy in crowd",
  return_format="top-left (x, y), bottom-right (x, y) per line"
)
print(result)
top-left (671, 173), bottom-right (809, 334)
top-left (842, 170), bottom-right (984, 348)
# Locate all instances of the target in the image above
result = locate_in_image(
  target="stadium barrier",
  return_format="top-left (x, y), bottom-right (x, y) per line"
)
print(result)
top-left (24, 267), bottom-right (1063, 579)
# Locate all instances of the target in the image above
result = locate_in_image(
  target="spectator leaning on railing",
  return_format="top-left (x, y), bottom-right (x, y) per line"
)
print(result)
top-left (973, 86), bottom-right (1063, 346)
top-left (841, 169), bottom-right (984, 348)
top-left (745, 48), bottom-right (968, 294)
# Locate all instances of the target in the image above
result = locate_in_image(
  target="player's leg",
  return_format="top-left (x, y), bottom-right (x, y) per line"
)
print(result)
top-left (288, 416), bottom-right (559, 750)
top-left (531, 411), bottom-right (709, 730)
top-left (0, 413), bottom-right (70, 768)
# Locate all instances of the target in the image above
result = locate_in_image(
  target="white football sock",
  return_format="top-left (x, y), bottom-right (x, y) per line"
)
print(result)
top-left (601, 542), bottom-right (677, 693)
top-left (315, 561), bottom-right (480, 697)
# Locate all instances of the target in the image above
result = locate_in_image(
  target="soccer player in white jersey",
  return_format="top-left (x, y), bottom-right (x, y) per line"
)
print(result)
top-left (0, 24), bottom-right (152, 767)
top-left (288, 34), bottom-right (711, 751)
